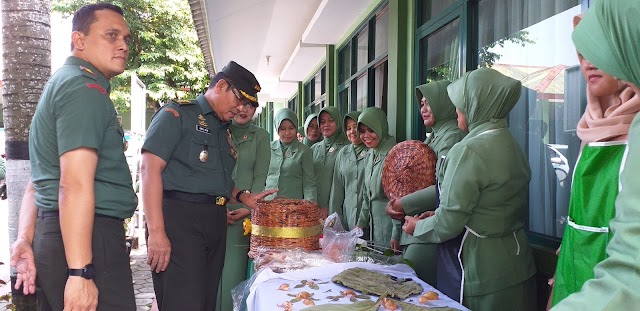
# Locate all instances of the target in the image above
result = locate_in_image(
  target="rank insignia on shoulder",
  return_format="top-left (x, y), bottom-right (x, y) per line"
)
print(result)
top-left (79, 66), bottom-right (96, 76)
top-left (164, 108), bottom-right (180, 118)
top-left (198, 114), bottom-right (208, 127)
top-left (85, 83), bottom-right (106, 95)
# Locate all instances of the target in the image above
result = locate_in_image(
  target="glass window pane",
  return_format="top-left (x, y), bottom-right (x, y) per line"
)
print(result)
top-left (478, 0), bottom-right (581, 238)
top-left (374, 60), bottom-right (388, 113)
top-left (419, 19), bottom-right (461, 84)
top-left (339, 44), bottom-right (351, 83)
top-left (375, 8), bottom-right (389, 58)
top-left (356, 74), bottom-right (368, 111)
top-left (314, 71), bottom-right (322, 100)
top-left (339, 88), bottom-right (350, 115)
top-left (357, 28), bottom-right (369, 70)
top-left (417, 0), bottom-right (457, 27)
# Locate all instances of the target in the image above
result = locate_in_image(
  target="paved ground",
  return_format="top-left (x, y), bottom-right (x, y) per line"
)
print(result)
top-left (0, 203), bottom-right (156, 311)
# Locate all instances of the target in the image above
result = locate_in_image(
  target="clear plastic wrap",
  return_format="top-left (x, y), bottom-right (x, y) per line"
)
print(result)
top-left (252, 247), bottom-right (333, 273)
top-left (320, 213), bottom-right (364, 262)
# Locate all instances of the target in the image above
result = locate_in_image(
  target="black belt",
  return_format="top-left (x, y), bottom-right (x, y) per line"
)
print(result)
top-left (163, 190), bottom-right (228, 206)
top-left (37, 210), bottom-right (124, 221)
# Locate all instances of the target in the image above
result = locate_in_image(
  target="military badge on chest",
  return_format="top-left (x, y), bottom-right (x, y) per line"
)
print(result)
top-left (227, 129), bottom-right (238, 160)
top-left (196, 114), bottom-right (210, 162)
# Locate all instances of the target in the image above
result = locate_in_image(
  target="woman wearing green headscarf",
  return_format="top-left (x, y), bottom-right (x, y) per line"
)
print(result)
top-left (265, 108), bottom-right (316, 201)
top-left (355, 107), bottom-right (398, 249)
top-left (217, 103), bottom-right (270, 311)
top-left (386, 81), bottom-right (466, 287)
top-left (549, 13), bottom-right (640, 308)
top-left (302, 113), bottom-right (322, 147)
top-left (403, 68), bottom-right (536, 311)
top-left (328, 111), bottom-right (369, 230)
top-left (552, 1), bottom-right (640, 310)
top-left (313, 106), bottom-right (350, 217)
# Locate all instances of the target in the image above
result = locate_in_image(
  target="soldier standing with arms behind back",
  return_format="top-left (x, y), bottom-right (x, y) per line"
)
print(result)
top-left (141, 61), bottom-right (277, 310)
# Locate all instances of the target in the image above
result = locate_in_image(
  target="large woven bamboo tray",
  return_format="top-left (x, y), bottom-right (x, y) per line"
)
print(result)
top-left (382, 140), bottom-right (437, 200)
top-left (249, 198), bottom-right (321, 258)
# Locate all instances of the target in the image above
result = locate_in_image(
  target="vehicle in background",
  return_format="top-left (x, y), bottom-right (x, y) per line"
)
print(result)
top-left (547, 144), bottom-right (569, 186)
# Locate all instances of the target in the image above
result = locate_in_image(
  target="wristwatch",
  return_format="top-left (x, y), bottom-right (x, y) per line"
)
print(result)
top-left (67, 263), bottom-right (96, 279)
top-left (236, 189), bottom-right (250, 203)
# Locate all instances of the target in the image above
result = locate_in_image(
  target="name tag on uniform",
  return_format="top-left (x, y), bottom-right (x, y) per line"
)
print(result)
top-left (196, 125), bottom-right (210, 134)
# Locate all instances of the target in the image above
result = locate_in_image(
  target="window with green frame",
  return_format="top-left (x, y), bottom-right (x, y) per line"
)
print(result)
top-left (303, 66), bottom-right (326, 117)
top-left (288, 94), bottom-right (299, 115)
top-left (337, 3), bottom-right (389, 115)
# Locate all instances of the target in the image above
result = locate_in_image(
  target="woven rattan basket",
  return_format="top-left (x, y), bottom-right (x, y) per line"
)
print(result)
top-left (248, 198), bottom-right (321, 258)
top-left (382, 140), bottom-right (437, 200)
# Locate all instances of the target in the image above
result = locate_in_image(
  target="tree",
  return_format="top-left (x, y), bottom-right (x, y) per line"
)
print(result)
top-left (52, 0), bottom-right (209, 112)
top-left (478, 30), bottom-right (534, 68)
top-left (2, 0), bottom-right (51, 310)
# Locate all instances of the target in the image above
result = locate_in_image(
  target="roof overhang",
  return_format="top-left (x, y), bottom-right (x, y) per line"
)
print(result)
top-left (188, 0), bottom-right (378, 102)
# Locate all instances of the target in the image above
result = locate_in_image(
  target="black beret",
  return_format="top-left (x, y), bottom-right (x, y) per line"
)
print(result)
top-left (220, 61), bottom-right (261, 107)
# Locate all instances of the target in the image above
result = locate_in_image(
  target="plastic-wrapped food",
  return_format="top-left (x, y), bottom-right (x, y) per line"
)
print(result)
top-left (252, 247), bottom-right (333, 273)
top-left (321, 213), bottom-right (363, 262)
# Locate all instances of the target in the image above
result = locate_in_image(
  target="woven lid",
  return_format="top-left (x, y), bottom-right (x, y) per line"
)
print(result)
top-left (382, 140), bottom-right (437, 200)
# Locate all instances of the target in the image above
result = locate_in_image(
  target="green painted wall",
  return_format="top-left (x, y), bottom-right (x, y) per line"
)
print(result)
top-left (387, 0), bottom-right (414, 140)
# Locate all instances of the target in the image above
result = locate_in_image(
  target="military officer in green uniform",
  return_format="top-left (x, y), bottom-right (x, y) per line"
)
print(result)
top-left (13, 3), bottom-right (138, 310)
top-left (216, 99), bottom-right (271, 311)
top-left (552, 1), bottom-right (640, 310)
top-left (141, 61), bottom-right (276, 310)
top-left (265, 108), bottom-right (317, 201)
top-left (328, 111), bottom-right (368, 230)
top-left (386, 81), bottom-right (465, 287)
top-left (302, 113), bottom-right (322, 147)
top-left (404, 68), bottom-right (537, 311)
top-left (313, 106), bottom-right (350, 217)
top-left (355, 107), bottom-right (399, 250)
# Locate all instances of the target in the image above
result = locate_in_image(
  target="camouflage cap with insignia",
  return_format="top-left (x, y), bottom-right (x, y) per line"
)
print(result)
top-left (220, 61), bottom-right (261, 108)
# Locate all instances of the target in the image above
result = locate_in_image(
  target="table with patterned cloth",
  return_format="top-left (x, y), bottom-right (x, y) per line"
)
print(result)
top-left (245, 262), bottom-right (468, 311)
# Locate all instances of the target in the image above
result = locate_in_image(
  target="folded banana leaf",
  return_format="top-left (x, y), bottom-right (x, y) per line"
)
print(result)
top-left (331, 267), bottom-right (423, 299)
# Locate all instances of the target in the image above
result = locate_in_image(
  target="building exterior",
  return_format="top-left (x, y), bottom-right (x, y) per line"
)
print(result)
top-left (189, 0), bottom-right (592, 307)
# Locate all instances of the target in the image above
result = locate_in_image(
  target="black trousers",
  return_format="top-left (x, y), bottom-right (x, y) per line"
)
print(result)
top-left (151, 197), bottom-right (227, 311)
top-left (33, 212), bottom-right (135, 311)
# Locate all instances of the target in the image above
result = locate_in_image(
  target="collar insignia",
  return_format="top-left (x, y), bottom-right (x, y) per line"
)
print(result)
top-left (198, 114), bottom-right (208, 127)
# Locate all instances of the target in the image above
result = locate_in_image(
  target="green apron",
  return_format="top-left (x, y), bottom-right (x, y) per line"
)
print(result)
top-left (552, 141), bottom-right (626, 305)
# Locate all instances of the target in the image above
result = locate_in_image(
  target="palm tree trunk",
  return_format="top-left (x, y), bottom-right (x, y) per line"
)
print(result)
top-left (2, 0), bottom-right (51, 309)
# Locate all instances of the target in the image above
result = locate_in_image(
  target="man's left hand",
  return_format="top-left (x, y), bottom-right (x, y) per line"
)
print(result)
top-left (240, 189), bottom-right (278, 209)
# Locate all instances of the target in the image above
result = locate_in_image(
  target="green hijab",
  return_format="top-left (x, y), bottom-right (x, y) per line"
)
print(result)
top-left (344, 111), bottom-right (362, 135)
top-left (303, 113), bottom-right (320, 145)
top-left (358, 107), bottom-right (391, 149)
top-left (572, 0), bottom-right (640, 88)
top-left (344, 111), bottom-right (367, 155)
top-left (415, 81), bottom-right (457, 127)
top-left (274, 108), bottom-right (298, 130)
top-left (447, 68), bottom-right (521, 131)
top-left (318, 106), bottom-right (345, 143)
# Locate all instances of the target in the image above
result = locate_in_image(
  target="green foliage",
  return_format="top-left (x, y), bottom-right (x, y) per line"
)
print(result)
top-left (478, 30), bottom-right (535, 68)
top-left (425, 31), bottom-right (535, 84)
top-left (52, 0), bottom-right (210, 112)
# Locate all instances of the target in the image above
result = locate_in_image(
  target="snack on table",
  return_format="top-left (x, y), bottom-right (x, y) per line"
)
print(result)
top-left (332, 267), bottom-right (424, 299)
top-left (382, 140), bottom-right (437, 200)
top-left (249, 198), bottom-right (321, 258)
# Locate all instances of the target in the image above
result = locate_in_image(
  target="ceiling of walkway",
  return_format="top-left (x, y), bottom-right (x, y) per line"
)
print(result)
top-left (190, 0), bottom-right (376, 102)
